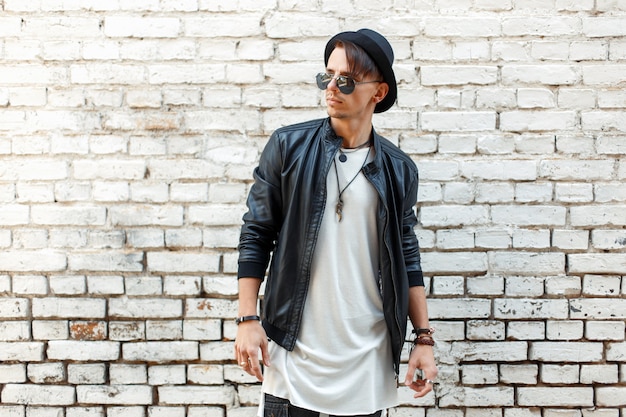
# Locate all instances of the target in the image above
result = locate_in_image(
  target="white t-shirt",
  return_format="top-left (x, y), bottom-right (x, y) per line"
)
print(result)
top-left (262, 147), bottom-right (398, 415)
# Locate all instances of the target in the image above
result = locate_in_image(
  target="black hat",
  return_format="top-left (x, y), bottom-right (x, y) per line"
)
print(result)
top-left (324, 28), bottom-right (397, 113)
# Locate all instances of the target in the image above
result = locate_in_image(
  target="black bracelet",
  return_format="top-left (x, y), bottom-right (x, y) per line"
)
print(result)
top-left (412, 327), bottom-right (435, 336)
top-left (235, 315), bottom-right (261, 325)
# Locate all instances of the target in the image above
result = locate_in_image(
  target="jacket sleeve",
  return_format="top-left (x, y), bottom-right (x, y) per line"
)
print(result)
top-left (237, 131), bottom-right (283, 280)
top-left (402, 170), bottom-right (424, 287)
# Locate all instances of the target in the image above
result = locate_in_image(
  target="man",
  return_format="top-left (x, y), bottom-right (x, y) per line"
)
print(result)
top-left (235, 28), bottom-right (438, 417)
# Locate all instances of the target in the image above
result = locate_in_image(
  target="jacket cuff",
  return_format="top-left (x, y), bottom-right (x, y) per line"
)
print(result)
top-left (408, 270), bottom-right (424, 287)
top-left (237, 261), bottom-right (267, 280)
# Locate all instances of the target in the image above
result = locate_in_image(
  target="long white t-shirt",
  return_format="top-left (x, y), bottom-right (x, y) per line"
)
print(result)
top-left (262, 147), bottom-right (398, 415)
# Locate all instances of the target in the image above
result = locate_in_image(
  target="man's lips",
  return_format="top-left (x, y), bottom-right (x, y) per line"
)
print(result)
top-left (326, 95), bottom-right (342, 105)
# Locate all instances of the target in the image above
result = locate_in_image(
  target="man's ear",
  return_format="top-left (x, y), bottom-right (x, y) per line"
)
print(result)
top-left (373, 82), bottom-right (389, 104)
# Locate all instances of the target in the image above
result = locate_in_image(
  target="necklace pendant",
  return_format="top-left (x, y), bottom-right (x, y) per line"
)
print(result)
top-left (335, 200), bottom-right (343, 222)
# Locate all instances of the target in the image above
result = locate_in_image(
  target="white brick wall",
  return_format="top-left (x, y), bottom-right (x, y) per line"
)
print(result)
top-left (0, 0), bottom-right (624, 415)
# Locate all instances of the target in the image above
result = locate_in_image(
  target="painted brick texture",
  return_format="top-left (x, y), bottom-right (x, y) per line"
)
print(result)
top-left (0, 0), bottom-right (625, 416)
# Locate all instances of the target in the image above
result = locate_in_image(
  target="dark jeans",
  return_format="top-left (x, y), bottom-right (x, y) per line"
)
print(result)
top-left (264, 394), bottom-right (383, 417)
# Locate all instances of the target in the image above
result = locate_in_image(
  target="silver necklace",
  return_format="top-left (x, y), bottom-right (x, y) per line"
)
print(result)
top-left (333, 146), bottom-right (371, 222)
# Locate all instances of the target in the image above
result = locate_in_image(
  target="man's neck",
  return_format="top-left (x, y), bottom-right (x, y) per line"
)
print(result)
top-left (330, 118), bottom-right (373, 148)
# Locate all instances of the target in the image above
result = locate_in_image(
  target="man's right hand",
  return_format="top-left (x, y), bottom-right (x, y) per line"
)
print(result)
top-left (234, 320), bottom-right (270, 381)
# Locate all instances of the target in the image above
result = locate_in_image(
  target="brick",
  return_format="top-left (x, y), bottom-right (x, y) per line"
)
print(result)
top-left (147, 252), bottom-right (220, 273)
top-left (439, 387), bottom-right (514, 407)
top-left (552, 230), bottom-right (589, 250)
top-left (568, 254), bottom-right (626, 274)
top-left (520, 387), bottom-right (594, 407)
top-left (158, 386), bottom-right (236, 405)
top-left (0, 250), bottom-right (67, 272)
top-left (595, 182), bottom-right (626, 202)
top-left (183, 319), bottom-right (221, 341)
top-left (149, 365), bottom-right (186, 385)
top-left (541, 364), bottom-right (580, 384)
top-left (461, 161), bottom-right (536, 180)
top-left (495, 299), bottom-right (568, 319)
top-left (502, 65), bottom-right (579, 85)
top-left (32, 321), bottom-right (68, 340)
top-left (68, 364), bottom-right (107, 385)
top-left (28, 363), bottom-right (65, 383)
top-left (450, 342), bottom-right (528, 362)
top-left (0, 298), bottom-right (29, 318)
top-left (104, 17), bottom-right (180, 38)
top-left (585, 320), bottom-right (624, 340)
top-left (424, 18), bottom-right (500, 37)
top-left (506, 277), bottom-right (545, 297)
top-left (0, 321), bottom-right (30, 341)
top-left (503, 17), bottom-right (581, 36)
top-left (582, 275), bottom-right (622, 296)
top-left (109, 364), bottom-right (147, 385)
top-left (76, 385), bottom-right (152, 405)
top-left (467, 320), bottom-right (505, 341)
top-left (500, 111), bottom-right (576, 131)
top-left (68, 253), bottom-right (144, 272)
top-left (570, 206), bottom-right (626, 227)
top-left (188, 364), bottom-right (224, 385)
top-left (420, 111), bottom-right (496, 131)
top-left (109, 298), bottom-right (182, 319)
top-left (109, 322), bottom-right (145, 341)
top-left (48, 341), bottom-right (119, 361)
top-left (165, 229), bottom-right (203, 247)
top-left (546, 320), bottom-right (584, 340)
top-left (583, 17), bottom-right (626, 37)
top-left (467, 276), bottom-right (505, 296)
top-left (0, 342), bottom-right (44, 361)
top-left (71, 64), bottom-right (146, 84)
top-left (146, 320), bottom-right (182, 340)
top-left (569, 298), bottom-right (626, 319)
top-left (428, 299), bottom-right (491, 319)
top-left (492, 206), bottom-right (566, 226)
top-left (596, 387), bottom-right (626, 406)
top-left (32, 298), bottom-right (105, 319)
top-left (489, 252), bottom-right (565, 275)
top-left (125, 277), bottom-right (162, 296)
top-left (123, 342), bottom-right (198, 362)
top-left (581, 364), bottom-right (619, 384)
top-left (1, 384), bottom-right (75, 405)
top-left (109, 205), bottom-right (183, 226)
top-left (0, 364), bottom-right (27, 384)
top-left (0, 159), bottom-right (67, 181)
top-left (530, 342), bottom-right (603, 362)
top-left (500, 364), bottom-right (539, 385)
top-left (163, 276), bottom-right (202, 296)
top-left (185, 299), bottom-right (237, 319)
top-left (545, 276), bottom-right (582, 296)
top-left (421, 252), bottom-right (488, 274)
top-left (126, 229), bottom-right (165, 247)
top-left (184, 15), bottom-right (264, 37)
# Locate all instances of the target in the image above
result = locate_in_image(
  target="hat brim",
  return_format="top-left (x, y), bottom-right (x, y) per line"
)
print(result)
top-left (325, 31), bottom-right (397, 113)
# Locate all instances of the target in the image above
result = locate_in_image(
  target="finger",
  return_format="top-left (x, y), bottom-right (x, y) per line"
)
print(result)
top-left (404, 362), bottom-right (417, 386)
top-left (261, 338), bottom-right (271, 367)
top-left (409, 379), bottom-right (434, 398)
top-left (248, 355), bottom-right (264, 381)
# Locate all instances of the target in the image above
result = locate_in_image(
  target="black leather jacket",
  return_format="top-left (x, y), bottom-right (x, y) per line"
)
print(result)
top-left (238, 117), bottom-right (423, 374)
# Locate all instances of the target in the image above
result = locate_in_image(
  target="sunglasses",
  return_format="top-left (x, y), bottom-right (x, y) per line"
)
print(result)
top-left (315, 72), bottom-right (382, 95)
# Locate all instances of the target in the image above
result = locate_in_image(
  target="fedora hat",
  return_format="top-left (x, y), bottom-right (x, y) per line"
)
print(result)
top-left (324, 28), bottom-right (397, 113)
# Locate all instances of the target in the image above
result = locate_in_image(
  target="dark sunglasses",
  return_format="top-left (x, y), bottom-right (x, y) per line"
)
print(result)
top-left (315, 72), bottom-right (382, 95)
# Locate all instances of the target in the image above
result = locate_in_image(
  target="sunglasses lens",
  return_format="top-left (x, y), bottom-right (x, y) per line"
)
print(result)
top-left (316, 73), bottom-right (331, 90)
top-left (316, 73), bottom-right (356, 94)
top-left (336, 76), bottom-right (355, 94)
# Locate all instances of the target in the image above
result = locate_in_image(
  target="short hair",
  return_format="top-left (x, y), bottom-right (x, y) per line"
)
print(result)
top-left (333, 40), bottom-right (383, 82)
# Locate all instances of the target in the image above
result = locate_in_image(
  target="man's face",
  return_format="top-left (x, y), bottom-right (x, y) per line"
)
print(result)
top-left (324, 46), bottom-right (388, 121)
